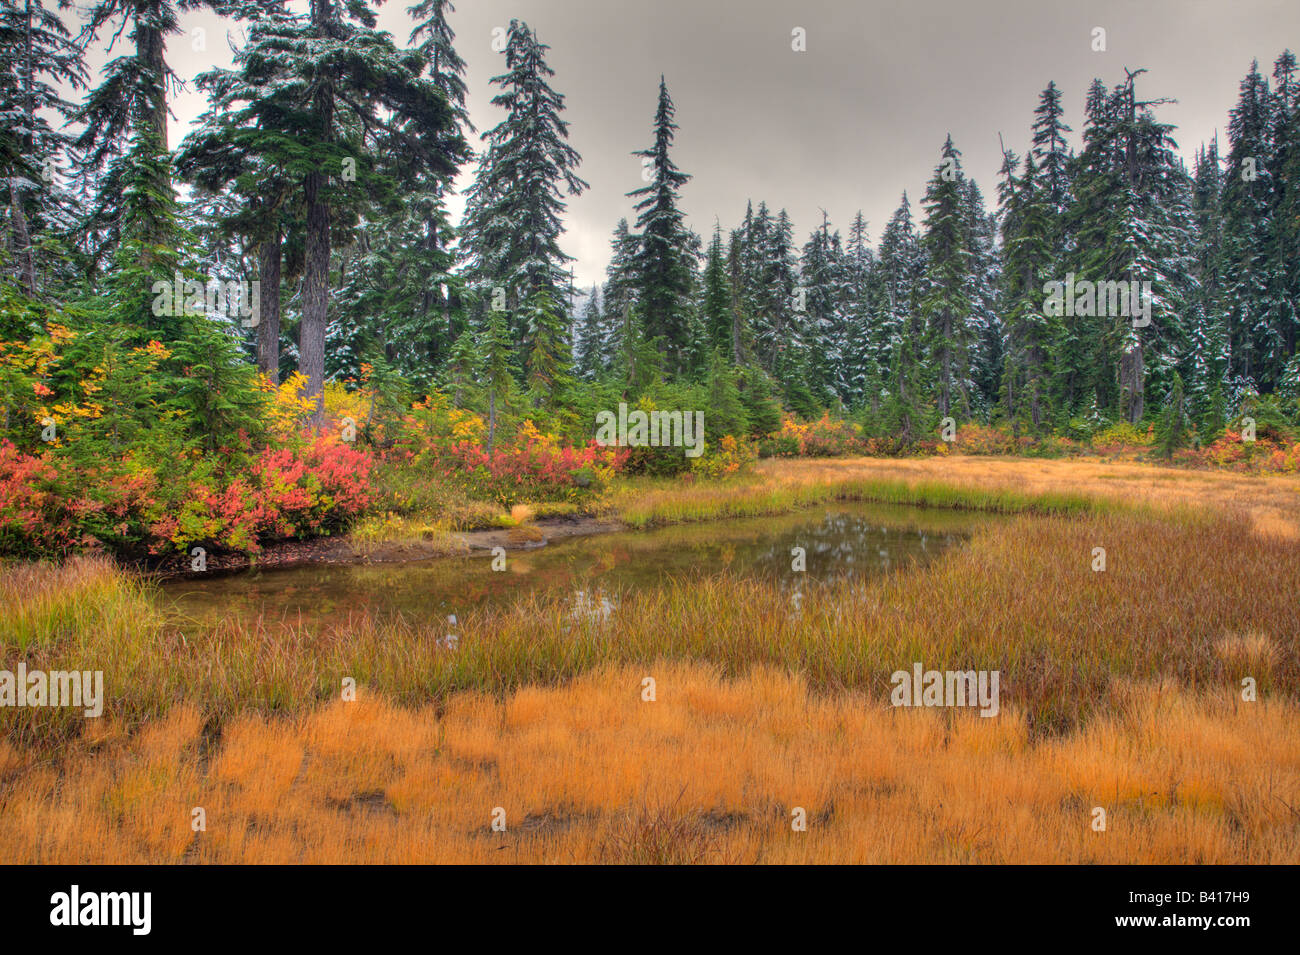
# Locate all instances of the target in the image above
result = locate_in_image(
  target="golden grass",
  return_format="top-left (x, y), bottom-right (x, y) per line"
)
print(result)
top-left (1, 665), bottom-right (1295, 864)
top-left (4, 506), bottom-right (1297, 748)
top-left (5, 457), bottom-right (1300, 863)
top-left (752, 456), bottom-right (1300, 540)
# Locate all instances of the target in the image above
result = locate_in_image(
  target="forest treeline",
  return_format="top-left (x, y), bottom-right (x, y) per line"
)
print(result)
top-left (2, 0), bottom-right (1299, 457)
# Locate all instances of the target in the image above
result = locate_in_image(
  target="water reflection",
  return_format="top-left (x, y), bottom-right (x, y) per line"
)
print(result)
top-left (160, 502), bottom-right (991, 631)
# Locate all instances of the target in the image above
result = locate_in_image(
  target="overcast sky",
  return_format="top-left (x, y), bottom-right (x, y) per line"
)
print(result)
top-left (105, 0), bottom-right (1300, 287)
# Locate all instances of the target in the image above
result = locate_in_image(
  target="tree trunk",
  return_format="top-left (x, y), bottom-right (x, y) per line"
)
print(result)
top-left (487, 388), bottom-right (497, 457)
top-left (301, 0), bottom-right (334, 428)
top-left (257, 234), bottom-right (282, 383)
top-left (11, 0), bottom-right (36, 296)
top-left (9, 179), bottom-right (36, 296)
top-left (301, 169), bottom-right (329, 428)
top-left (137, 12), bottom-right (169, 151)
top-left (1120, 342), bottom-right (1144, 423)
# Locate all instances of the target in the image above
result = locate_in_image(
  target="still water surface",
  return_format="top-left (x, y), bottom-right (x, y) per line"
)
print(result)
top-left (161, 502), bottom-right (991, 629)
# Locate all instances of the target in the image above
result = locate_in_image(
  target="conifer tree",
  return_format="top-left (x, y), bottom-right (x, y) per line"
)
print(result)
top-left (461, 18), bottom-right (587, 350)
top-left (574, 285), bottom-right (605, 381)
top-left (919, 136), bottom-right (977, 419)
top-left (701, 223), bottom-right (732, 359)
top-left (0, 0), bottom-right (86, 297)
top-left (627, 76), bottom-right (694, 373)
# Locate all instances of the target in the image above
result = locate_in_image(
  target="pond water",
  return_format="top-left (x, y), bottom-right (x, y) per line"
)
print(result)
top-left (160, 502), bottom-right (991, 630)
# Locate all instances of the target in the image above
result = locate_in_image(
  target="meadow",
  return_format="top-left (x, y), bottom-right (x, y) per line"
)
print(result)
top-left (2, 456), bottom-right (1298, 863)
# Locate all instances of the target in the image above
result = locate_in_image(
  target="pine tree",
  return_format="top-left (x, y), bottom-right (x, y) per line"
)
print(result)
top-left (873, 193), bottom-right (924, 413)
top-left (1065, 69), bottom-right (1196, 423)
top-left (215, 0), bottom-right (467, 424)
top-left (964, 176), bottom-right (1003, 416)
top-left (444, 327), bottom-right (480, 408)
top-left (627, 76), bottom-right (694, 373)
top-left (919, 136), bottom-right (977, 419)
top-left (482, 305), bottom-right (513, 456)
top-left (703, 348), bottom-right (748, 442)
top-left (574, 285), bottom-right (605, 381)
top-left (842, 211), bottom-right (875, 409)
top-left (0, 0), bottom-right (86, 297)
top-left (701, 223), bottom-right (732, 359)
top-left (1187, 139), bottom-right (1230, 428)
top-left (1220, 59), bottom-right (1277, 389)
top-left (1266, 50), bottom-right (1300, 375)
top-left (1155, 371), bottom-right (1188, 456)
top-left (799, 211), bottom-right (848, 405)
top-left (461, 18), bottom-right (587, 352)
top-left (1031, 81), bottom-right (1074, 224)
top-left (522, 284), bottom-right (573, 407)
top-left (999, 146), bottom-right (1055, 430)
top-left (602, 217), bottom-right (640, 364)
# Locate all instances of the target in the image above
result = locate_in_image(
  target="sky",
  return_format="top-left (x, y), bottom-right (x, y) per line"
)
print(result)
top-left (84, 0), bottom-right (1300, 289)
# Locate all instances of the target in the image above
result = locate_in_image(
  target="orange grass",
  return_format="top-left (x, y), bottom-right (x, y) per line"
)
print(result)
top-left (3, 508), bottom-right (1297, 747)
top-left (1, 665), bottom-right (1296, 864)
top-left (4, 458), bottom-right (1299, 863)
top-left (755, 456), bottom-right (1300, 540)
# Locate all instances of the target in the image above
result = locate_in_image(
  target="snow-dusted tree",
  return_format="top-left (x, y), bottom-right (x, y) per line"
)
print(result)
top-left (627, 76), bottom-right (694, 373)
top-left (919, 136), bottom-right (978, 419)
top-left (461, 18), bottom-right (587, 349)
top-left (601, 217), bottom-right (639, 364)
top-left (1220, 59), bottom-right (1277, 389)
top-left (963, 176), bottom-right (1003, 416)
top-left (800, 211), bottom-right (848, 405)
top-left (1065, 69), bottom-right (1197, 422)
top-left (871, 193), bottom-right (924, 403)
top-left (1186, 138), bottom-right (1230, 431)
top-left (573, 285), bottom-right (605, 381)
top-left (0, 0), bottom-right (86, 297)
top-left (206, 0), bottom-right (466, 424)
top-left (841, 211), bottom-right (876, 409)
top-left (999, 146), bottom-right (1055, 430)
top-left (1031, 81), bottom-right (1074, 225)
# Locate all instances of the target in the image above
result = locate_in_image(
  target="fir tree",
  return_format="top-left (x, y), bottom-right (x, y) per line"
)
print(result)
top-left (627, 76), bottom-right (694, 373)
top-left (461, 18), bottom-right (587, 350)
top-left (0, 0), bottom-right (86, 297)
top-left (574, 285), bottom-right (605, 381)
top-left (919, 136), bottom-right (977, 419)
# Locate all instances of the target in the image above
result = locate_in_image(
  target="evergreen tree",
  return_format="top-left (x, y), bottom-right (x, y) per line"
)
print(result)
top-left (1220, 59), bottom-right (1278, 389)
top-left (841, 210), bottom-right (875, 408)
top-left (602, 217), bottom-right (639, 364)
top-left (1187, 139), bottom-right (1230, 427)
top-left (999, 146), bottom-right (1055, 430)
top-left (574, 285), bottom-right (605, 381)
top-left (482, 304), bottom-right (513, 456)
top-left (872, 192), bottom-right (924, 414)
top-left (461, 18), bottom-right (587, 351)
top-left (522, 284), bottom-right (572, 407)
top-left (701, 223), bottom-right (732, 359)
top-left (703, 348), bottom-right (748, 442)
top-left (0, 0), bottom-right (86, 297)
top-left (216, 0), bottom-right (467, 424)
top-left (627, 76), bottom-right (694, 373)
top-left (919, 136), bottom-right (977, 419)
